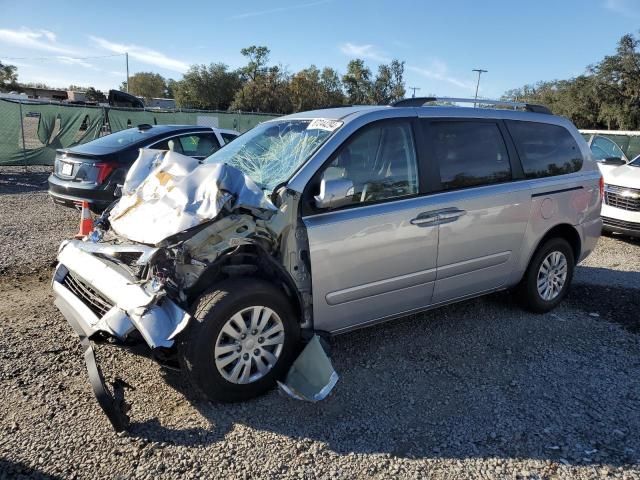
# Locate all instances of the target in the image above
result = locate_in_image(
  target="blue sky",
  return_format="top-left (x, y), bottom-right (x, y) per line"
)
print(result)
top-left (1, 0), bottom-right (640, 98)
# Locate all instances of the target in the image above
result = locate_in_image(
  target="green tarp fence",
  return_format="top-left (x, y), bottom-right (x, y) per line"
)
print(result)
top-left (0, 99), bottom-right (278, 166)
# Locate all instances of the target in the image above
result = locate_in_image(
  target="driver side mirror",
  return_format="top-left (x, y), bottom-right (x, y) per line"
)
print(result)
top-left (314, 178), bottom-right (354, 209)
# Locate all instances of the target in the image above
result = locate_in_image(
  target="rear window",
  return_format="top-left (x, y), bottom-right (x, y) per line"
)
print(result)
top-left (221, 132), bottom-right (238, 144)
top-left (85, 128), bottom-right (153, 149)
top-left (506, 121), bottom-right (583, 178)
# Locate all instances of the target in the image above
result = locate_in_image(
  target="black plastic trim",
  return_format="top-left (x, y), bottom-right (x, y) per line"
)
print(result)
top-left (531, 186), bottom-right (583, 198)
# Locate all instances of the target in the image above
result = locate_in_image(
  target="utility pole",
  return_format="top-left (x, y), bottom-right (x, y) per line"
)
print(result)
top-left (408, 86), bottom-right (421, 98)
top-left (125, 52), bottom-right (129, 93)
top-left (472, 68), bottom-right (487, 107)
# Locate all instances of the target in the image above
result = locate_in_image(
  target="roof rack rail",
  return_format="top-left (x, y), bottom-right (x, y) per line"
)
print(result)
top-left (390, 97), bottom-right (552, 114)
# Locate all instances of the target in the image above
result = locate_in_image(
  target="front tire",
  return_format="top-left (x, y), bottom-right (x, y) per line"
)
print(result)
top-left (518, 237), bottom-right (575, 313)
top-left (178, 278), bottom-right (300, 402)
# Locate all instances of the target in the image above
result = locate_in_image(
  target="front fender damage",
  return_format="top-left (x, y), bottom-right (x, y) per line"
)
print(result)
top-left (53, 149), bottom-right (338, 431)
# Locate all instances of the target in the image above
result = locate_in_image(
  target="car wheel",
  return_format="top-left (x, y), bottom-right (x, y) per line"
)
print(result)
top-left (178, 277), bottom-right (300, 402)
top-left (518, 237), bottom-right (575, 313)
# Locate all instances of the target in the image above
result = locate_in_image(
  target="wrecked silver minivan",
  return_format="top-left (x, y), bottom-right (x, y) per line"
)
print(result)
top-left (53, 101), bottom-right (602, 430)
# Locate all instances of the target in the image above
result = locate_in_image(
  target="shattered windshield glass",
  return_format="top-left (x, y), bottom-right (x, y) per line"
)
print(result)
top-left (204, 119), bottom-right (341, 191)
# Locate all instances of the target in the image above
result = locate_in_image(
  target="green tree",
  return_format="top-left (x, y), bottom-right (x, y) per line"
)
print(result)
top-left (372, 59), bottom-right (405, 104)
top-left (342, 59), bottom-right (372, 104)
top-left (231, 65), bottom-right (292, 113)
top-left (173, 63), bottom-right (241, 110)
top-left (166, 78), bottom-right (178, 99)
top-left (289, 65), bottom-right (324, 111)
top-left (320, 67), bottom-right (346, 106)
top-left (590, 33), bottom-right (640, 129)
top-left (231, 46), bottom-right (292, 113)
top-left (120, 72), bottom-right (167, 100)
top-left (85, 87), bottom-right (107, 103)
top-left (0, 61), bottom-right (19, 91)
top-left (503, 32), bottom-right (640, 130)
top-left (239, 45), bottom-right (270, 81)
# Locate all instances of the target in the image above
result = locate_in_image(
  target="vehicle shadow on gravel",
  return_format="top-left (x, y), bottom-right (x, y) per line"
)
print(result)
top-left (0, 459), bottom-right (63, 479)
top-left (0, 167), bottom-right (51, 195)
top-left (129, 286), bottom-right (640, 468)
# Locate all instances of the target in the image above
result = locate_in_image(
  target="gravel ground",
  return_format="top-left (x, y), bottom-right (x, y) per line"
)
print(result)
top-left (0, 166), bottom-right (77, 278)
top-left (1, 167), bottom-right (640, 479)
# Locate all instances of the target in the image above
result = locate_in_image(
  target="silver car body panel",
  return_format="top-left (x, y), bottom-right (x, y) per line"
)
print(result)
top-left (295, 106), bottom-right (601, 334)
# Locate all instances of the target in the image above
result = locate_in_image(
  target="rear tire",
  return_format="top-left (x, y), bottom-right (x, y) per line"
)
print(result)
top-left (518, 237), bottom-right (575, 313)
top-left (178, 277), bottom-right (300, 402)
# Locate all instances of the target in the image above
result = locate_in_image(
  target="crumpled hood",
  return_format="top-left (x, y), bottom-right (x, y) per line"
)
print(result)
top-left (109, 149), bottom-right (276, 245)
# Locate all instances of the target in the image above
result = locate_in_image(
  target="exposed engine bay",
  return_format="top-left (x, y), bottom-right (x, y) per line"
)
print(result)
top-left (67, 149), bottom-right (313, 344)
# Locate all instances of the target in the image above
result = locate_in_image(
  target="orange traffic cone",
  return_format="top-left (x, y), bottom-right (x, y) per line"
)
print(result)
top-left (75, 201), bottom-right (94, 239)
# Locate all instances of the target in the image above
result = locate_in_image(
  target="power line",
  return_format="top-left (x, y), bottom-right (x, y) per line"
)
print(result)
top-left (0, 53), bottom-right (125, 61)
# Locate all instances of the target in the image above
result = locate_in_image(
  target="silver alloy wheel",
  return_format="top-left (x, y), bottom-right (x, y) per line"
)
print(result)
top-left (536, 251), bottom-right (568, 301)
top-left (214, 306), bottom-right (285, 384)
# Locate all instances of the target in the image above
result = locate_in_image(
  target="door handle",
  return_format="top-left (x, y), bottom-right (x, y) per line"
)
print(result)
top-left (410, 213), bottom-right (440, 227)
top-left (437, 208), bottom-right (466, 224)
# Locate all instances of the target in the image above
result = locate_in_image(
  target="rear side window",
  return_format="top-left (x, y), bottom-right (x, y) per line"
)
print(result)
top-left (221, 132), bottom-right (238, 144)
top-left (178, 133), bottom-right (220, 157)
top-left (428, 121), bottom-right (511, 190)
top-left (506, 121), bottom-right (583, 178)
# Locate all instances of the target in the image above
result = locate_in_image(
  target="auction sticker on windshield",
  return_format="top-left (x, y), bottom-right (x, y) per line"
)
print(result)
top-left (307, 119), bottom-right (343, 132)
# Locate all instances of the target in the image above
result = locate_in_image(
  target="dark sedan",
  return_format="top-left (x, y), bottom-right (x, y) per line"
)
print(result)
top-left (48, 124), bottom-right (238, 212)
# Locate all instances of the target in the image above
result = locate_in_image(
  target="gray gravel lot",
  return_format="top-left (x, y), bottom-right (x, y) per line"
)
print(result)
top-left (1, 167), bottom-right (639, 479)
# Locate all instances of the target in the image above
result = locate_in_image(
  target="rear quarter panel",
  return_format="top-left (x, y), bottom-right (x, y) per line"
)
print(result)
top-left (509, 125), bottom-right (602, 285)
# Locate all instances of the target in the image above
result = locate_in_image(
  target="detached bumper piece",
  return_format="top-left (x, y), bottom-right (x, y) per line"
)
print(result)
top-left (278, 335), bottom-right (338, 402)
top-left (62, 306), bottom-right (130, 432)
top-left (82, 337), bottom-right (130, 432)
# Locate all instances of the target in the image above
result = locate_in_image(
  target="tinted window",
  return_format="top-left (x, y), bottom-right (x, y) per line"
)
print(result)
top-left (178, 133), bottom-right (220, 157)
top-left (79, 128), bottom-right (152, 150)
top-left (152, 133), bottom-right (220, 157)
top-left (507, 121), bottom-right (583, 178)
top-left (319, 121), bottom-right (419, 206)
top-left (221, 132), bottom-right (238, 144)
top-left (429, 121), bottom-right (511, 190)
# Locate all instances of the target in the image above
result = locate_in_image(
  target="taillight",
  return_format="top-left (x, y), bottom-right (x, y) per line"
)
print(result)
top-left (599, 176), bottom-right (604, 200)
top-left (95, 162), bottom-right (116, 185)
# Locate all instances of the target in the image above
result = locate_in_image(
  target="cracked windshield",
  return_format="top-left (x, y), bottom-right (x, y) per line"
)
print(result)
top-left (204, 119), bottom-right (341, 191)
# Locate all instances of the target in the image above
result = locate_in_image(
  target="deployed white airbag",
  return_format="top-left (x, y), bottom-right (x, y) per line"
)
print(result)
top-left (109, 149), bottom-right (276, 244)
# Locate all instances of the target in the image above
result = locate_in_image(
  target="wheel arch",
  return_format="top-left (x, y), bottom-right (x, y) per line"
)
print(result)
top-left (185, 243), bottom-right (305, 325)
top-left (527, 223), bottom-right (582, 270)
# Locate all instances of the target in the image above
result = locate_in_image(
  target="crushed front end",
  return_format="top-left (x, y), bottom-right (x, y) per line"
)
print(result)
top-left (52, 149), bottom-right (289, 430)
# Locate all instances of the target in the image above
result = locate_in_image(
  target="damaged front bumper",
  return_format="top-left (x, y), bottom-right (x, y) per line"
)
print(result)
top-left (53, 240), bottom-right (190, 349)
top-left (52, 240), bottom-right (191, 430)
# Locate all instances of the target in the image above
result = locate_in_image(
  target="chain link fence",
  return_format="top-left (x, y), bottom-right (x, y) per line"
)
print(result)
top-left (0, 98), bottom-right (279, 167)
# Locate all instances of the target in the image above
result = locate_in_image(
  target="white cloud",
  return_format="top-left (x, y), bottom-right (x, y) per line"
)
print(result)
top-left (229, 0), bottom-right (332, 19)
top-left (56, 56), bottom-right (94, 69)
top-left (339, 42), bottom-right (390, 62)
top-left (605, 0), bottom-right (640, 16)
top-left (407, 61), bottom-right (475, 91)
top-left (89, 36), bottom-right (189, 73)
top-left (0, 27), bottom-right (78, 55)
